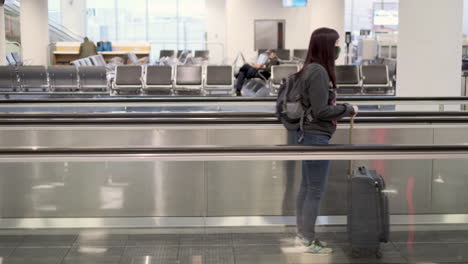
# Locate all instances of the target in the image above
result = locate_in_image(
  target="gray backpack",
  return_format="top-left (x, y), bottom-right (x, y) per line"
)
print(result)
top-left (276, 74), bottom-right (313, 141)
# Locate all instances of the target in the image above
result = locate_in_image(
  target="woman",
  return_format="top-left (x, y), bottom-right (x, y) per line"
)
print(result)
top-left (294, 28), bottom-right (358, 254)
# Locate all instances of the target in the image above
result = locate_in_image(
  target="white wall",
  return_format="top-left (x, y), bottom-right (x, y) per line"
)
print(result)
top-left (225, 0), bottom-right (311, 63)
top-left (206, 0), bottom-right (227, 64)
top-left (309, 0), bottom-right (345, 64)
top-left (0, 6), bottom-right (6, 65)
top-left (397, 0), bottom-right (463, 97)
top-left (20, 0), bottom-right (50, 65)
top-left (464, 0), bottom-right (468, 35)
top-left (60, 0), bottom-right (87, 37)
top-left (214, 0), bottom-right (345, 64)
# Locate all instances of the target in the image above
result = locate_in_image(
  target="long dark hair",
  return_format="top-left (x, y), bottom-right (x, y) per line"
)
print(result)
top-left (296, 28), bottom-right (339, 88)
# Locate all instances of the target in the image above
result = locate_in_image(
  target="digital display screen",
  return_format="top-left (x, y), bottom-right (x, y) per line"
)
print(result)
top-left (374, 10), bottom-right (399, 26)
top-left (282, 0), bottom-right (307, 7)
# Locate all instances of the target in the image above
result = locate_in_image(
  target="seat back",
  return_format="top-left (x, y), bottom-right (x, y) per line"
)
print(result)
top-left (18, 66), bottom-right (47, 87)
top-left (48, 66), bottom-right (78, 87)
top-left (276, 49), bottom-right (291, 61)
top-left (206, 65), bottom-right (233, 86)
top-left (78, 66), bottom-right (107, 87)
top-left (160, 50), bottom-right (175, 58)
top-left (176, 65), bottom-right (202, 85)
top-left (336, 65), bottom-right (360, 85)
top-left (11, 53), bottom-right (23, 66)
top-left (361, 65), bottom-right (389, 85)
top-left (271, 65), bottom-right (298, 85)
top-left (115, 66), bottom-right (142, 85)
top-left (146, 66), bottom-right (172, 85)
top-left (0, 66), bottom-right (18, 88)
top-left (194, 50), bottom-right (209, 60)
top-left (89, 55), bottom-right (106, 66)
top-left (293, 49), bottom-right (308, 60)
top-left (127, 52), bottom-right (139, 65)
top-left (6, 54), bottom-right (16, 66)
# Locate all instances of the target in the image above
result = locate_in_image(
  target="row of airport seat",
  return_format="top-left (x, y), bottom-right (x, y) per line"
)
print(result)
top-left (268, 64), bottom-right (393, 94)
top-left (0, 64), bottom-right (391, 95)
top-left (335, 65), bottom-right (393, 94)
top-left (159, 50), bottom-right (210, 60)
top-left (0, 66), bottom-right (108, 92)
top-left (258, 49), bottom-right (308, 61)
top-left (113, 65), bottom-right (233, 95)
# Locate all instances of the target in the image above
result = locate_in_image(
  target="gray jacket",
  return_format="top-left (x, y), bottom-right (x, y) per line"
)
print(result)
top-left (298, 63), bottom-right (355, 137)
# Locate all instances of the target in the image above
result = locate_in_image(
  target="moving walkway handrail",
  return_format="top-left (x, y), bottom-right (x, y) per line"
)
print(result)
top-left (1, 145), bottom-right (468, 161)
top-left (2, 96), bottom-right (468, 104)
top-left (1, 111), bottom-right (468, 118)
top-left (3, 111), bottom-right (468, 125)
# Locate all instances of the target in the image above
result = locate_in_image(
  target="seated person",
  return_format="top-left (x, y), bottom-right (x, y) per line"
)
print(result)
top-left (235, 49), bottom-right (280, 96)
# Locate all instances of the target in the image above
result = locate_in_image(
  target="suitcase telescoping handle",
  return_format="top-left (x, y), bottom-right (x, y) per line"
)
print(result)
top-left (347, 114), bottom-right (356, 178)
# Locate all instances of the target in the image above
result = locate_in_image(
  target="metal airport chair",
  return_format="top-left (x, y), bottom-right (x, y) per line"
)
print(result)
top-left (159, 50), bottom-right (175, 59)
top-left (48, 66), bottom-right (79, 91)
top-left (293, 49), bottom-right (308, 61)
top-left (276, 49), bottom-right (291, 61)
top-left (5, 54), bottom-right (16, 66)
top-left (174, 65), bottom-right (203, 95)
top-left (78, 66), bottom-right (108, 91)
top-left (112, 65), bottom-right (143, 94)
top-left (361, 64), bottom-right (392, 94)
top-left (82, 58), bottom-right (94, 66)
top-left (270, 65), bottom-right (299, 94)
top-left (336, 65), bottom-right (363, 94)
top-left (11, 53), bottom-right (23, 66)
top-left (89, 55), bottom-right (106, 66)
top-left (143, 65), bottom-right (173, 94)
top-left (18, 66), bottom-right (48, 91)
top-left (204, 65), bottom-right (234, 95)
top-left (0, 66), bottom-right (19, 92)
top-left (194, 50), bottom-right (210, 61)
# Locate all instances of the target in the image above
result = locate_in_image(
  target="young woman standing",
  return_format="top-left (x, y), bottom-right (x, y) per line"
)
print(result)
top-left (294, 28), bottom-right (358, 254)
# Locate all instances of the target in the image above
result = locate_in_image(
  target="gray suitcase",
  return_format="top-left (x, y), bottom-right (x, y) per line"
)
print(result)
top-left (348, 166), bottom-right (390, 258)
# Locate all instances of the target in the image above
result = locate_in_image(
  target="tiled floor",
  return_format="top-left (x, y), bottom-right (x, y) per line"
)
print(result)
top-left (0, 230), bottom-right (466, 263)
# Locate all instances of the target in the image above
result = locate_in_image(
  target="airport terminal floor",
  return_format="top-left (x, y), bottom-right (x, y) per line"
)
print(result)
top-left (0, 227), bottom-right (466, 264)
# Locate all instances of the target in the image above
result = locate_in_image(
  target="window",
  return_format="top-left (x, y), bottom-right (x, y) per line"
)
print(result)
top-left (85, 0), bottom-right (206, 61)
top-left (86, 0), bottom-right (117, 41)
top-left (116, 0), bottom-right (147, 41)
top-left (345, 0), bottom-right (399, 35)
top-left (48, 0), bottom-right (61, 24)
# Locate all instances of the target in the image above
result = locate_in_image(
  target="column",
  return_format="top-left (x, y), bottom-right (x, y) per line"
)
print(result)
top-left (20, 0), bottom-right (50, 65)
top-left (397, 0), bottom-right (463, 97)
top-left (309, 0), bottom-right (345, 64)
top-left (60, 0), bottom-right (86, 37)
top-left (0, 5), bottom-right (6, 65)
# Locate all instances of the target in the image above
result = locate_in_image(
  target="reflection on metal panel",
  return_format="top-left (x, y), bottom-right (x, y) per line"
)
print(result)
top-left (0, 124), bottom-right (465, 219)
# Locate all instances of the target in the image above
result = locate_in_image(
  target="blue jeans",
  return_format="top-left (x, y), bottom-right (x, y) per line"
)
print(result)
top-left (295, 131), bottom-right (331, 242)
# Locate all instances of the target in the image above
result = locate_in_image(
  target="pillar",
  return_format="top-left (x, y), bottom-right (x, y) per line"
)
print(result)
top-left (397, 0), bottom-right (463, 97)
top-left (20, 0), bottom-right (50, 65)
top-left (309, 0), bottom-right (345, 64)
top-left (0, 5), bottom-right (6, 65)
top-left (60, 0), bottom-right (86, 37)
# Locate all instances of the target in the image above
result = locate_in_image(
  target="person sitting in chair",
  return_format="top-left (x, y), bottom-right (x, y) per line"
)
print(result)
top-left (235, 49), bottom-right (280, 96)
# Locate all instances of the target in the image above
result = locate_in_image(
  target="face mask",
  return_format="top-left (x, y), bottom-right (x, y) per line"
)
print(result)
top-left (335, 46), bottom-right (341, 60)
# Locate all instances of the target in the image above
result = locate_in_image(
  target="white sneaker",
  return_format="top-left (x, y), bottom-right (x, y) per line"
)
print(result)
top-left (295, 236), bottom-right (310, 248)
top-left (305, 240), bottom-right (333, 255)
